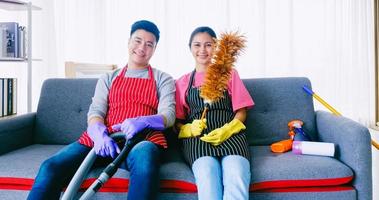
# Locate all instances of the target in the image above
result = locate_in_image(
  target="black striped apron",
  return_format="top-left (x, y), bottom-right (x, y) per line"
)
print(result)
top-left (182, 71), bottom-right (250, 165)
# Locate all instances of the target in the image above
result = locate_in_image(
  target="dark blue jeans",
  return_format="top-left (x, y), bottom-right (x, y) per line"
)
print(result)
top-left (27, 141), bottom-right (162, 200)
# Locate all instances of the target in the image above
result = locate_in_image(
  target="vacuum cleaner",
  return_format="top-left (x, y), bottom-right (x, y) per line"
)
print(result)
top-left (61, 131), bottom-right (148, 200)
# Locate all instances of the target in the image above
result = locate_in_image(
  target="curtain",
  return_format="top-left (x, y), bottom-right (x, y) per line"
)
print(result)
top-left (31, 0), bottom-right (375, 126)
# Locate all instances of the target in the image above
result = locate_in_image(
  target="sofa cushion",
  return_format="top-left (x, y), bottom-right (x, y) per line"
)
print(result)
top-left (243, 78), bottom-right (317, 145)
top-left (0, 144), bottom-right (353, 194)
top-left (34, 79), bottom-right (98, 144)
top-left (0, 144), bottom-right (63, 180)
top-left (82, 147), bottom-right (197, 193)
top-left (250, 146), bottom-right (354, 191)
top-left (0, 144), bottom-right (197, 193)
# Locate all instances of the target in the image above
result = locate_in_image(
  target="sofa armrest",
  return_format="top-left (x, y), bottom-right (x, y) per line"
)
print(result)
top-left (0, 113), bottom-right (36, 155)
top-left (316, 110), bottom-right (372, 200)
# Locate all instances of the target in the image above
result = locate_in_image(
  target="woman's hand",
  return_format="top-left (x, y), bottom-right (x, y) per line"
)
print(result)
top-left (178, 119), bottom-right (207, 139)
top-left (200, 118), bottom-right (245, 146)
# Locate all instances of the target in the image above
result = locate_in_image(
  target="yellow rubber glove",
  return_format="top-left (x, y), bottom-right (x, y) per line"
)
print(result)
top-left (178, 119), bottom-right (207, 139)
top-left (200, 118), bottom-right (246, 146)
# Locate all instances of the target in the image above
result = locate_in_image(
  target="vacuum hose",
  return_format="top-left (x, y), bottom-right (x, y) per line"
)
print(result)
top-left (62, 131), bottom-right (147, 200)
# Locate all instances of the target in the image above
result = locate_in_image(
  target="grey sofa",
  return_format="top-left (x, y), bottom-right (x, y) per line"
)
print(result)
top-left (0, 77), bottom-right (372, 200)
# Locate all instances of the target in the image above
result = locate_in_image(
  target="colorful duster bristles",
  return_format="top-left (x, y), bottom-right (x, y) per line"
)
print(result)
top-left (200, 31), bottom-right (246, 104)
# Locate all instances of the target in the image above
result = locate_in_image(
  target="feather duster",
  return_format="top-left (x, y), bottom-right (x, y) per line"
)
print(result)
top-left (200, 31), bottom-right (246, 119)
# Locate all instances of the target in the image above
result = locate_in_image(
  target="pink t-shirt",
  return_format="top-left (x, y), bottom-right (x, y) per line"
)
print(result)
top-left (175, 69), bottom-right (254, 120)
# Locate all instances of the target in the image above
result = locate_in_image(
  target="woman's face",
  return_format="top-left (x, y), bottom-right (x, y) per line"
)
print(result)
top-left (190, 32), bottom-right (215, 68)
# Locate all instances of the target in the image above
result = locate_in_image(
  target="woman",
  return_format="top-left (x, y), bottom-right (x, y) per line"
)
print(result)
top-left (175, 26), bottom-right (254, 200)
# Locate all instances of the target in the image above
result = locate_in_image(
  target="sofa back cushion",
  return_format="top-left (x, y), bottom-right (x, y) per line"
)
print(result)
top-left (33, 77), bottom-right (317, 145)
top-left (243, 77), bottom-right (317, 145)
top-left (34, 78), bottom-right (98, 144)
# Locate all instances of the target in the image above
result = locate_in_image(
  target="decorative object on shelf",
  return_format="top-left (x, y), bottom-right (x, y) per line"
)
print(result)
top-left (0, 22), bottom-right (27, 59)
top-left (65, 61), bottom-right (118, 78)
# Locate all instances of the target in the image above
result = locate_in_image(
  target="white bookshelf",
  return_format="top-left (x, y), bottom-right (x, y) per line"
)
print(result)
top-left (0, 0), bottom-right (41, 113)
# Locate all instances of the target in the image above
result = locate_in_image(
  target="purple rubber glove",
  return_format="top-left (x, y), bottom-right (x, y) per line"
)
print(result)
top-left (87, 122), bottom-right (120, 158)
top-left (112, 115), bottom-right (165, 140)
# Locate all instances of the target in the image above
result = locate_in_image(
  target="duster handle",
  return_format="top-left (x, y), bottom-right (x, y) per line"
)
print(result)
top-left (200, 107), bottom-right (208, 120)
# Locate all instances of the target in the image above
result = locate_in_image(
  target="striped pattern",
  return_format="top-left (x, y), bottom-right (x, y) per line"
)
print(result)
top-left (78, 66), bottom-right (167, 148)
top-left (182, 71), bottom-right (250, 165)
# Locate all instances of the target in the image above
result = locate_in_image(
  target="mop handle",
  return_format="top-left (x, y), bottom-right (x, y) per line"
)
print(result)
top-left (302, 86), bottom-right (342, 116)
top-left (303, 85), bottom-right (379, 150)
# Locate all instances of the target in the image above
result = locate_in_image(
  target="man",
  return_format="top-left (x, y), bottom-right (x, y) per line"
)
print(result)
top-left (28, 20), bottom-right (175, 200)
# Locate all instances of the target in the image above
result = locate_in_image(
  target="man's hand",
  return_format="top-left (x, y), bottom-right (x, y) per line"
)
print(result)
top-left (87, 122), bottom-right (120, 158)
top-left (112, 115), bottom-right (165, 139)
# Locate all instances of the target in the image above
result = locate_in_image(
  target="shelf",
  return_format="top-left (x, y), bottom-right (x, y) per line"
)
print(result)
top-left (0, 57), bottom-right (42, 61)
top-left (0, 0), bottom-right (41, 10)
top-left (0, 0), bottom-right (40, 113)
top-left (0, 112), bottom-right (18, 120)
top-left (0, 57), bottom-right (26, 61)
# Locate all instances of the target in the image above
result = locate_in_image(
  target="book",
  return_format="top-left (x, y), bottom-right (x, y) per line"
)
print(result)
top-left (12, 78), bottom-right (17, 115)
top-left (0, 26), bottom-right (7, 58)
top-left (18, 26), bottom-right (25, 58)
top-left (0, 78), bottom-right (17, 117)
top-left (2, 78), bottom-right (7, 116)
top-left (7, 78), bottom-right (12, 115)
top-left (0, 79), bottom-right (3, 117)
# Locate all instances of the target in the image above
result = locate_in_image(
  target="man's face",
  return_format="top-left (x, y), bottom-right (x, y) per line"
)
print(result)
top-left (128, 29), bottom-right (157, 68)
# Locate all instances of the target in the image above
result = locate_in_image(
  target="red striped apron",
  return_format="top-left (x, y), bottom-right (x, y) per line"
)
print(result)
top-left (78, 66), bottom-right (167, 148)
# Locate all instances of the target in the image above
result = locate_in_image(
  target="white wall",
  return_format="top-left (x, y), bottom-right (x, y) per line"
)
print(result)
top-left (0, 0), bottom-right (376, 126)
top-left (34, 0), bottom-right (375, 127)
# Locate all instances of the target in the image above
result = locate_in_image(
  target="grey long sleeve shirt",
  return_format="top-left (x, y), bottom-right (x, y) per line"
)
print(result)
top-left (87, 67), bottom-right (176, 127)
